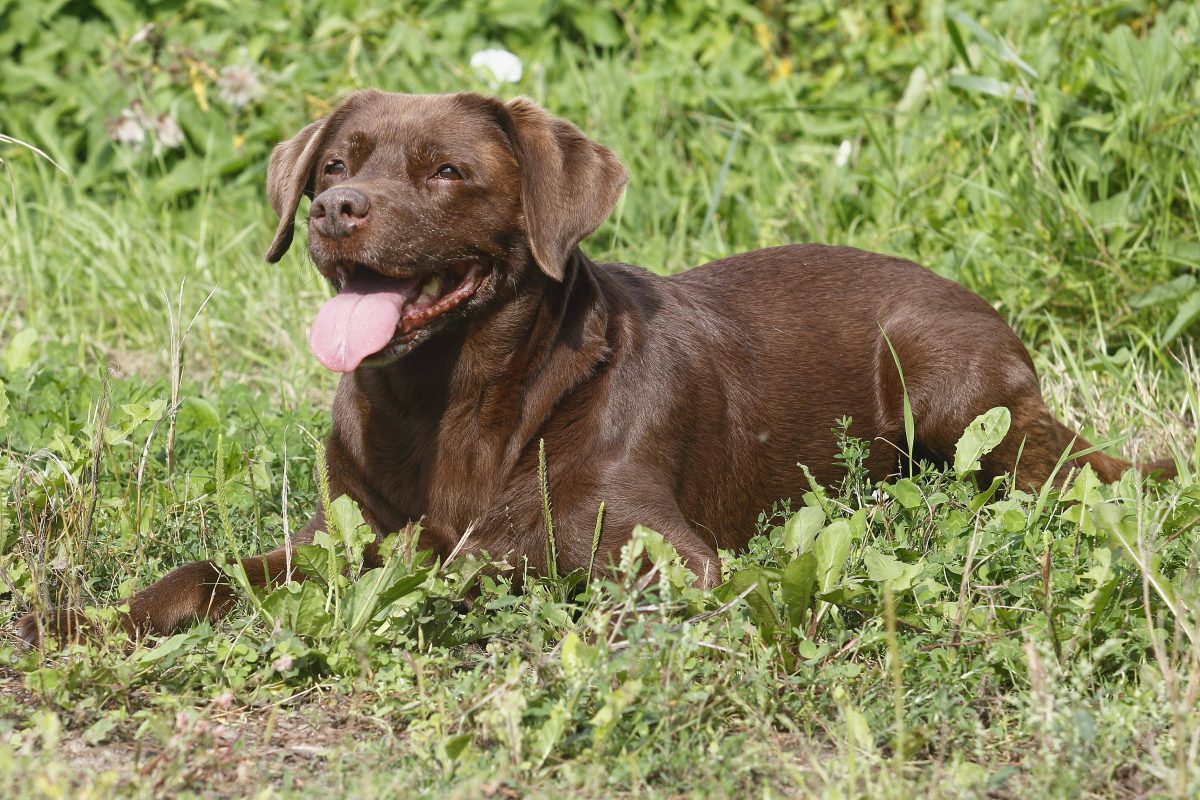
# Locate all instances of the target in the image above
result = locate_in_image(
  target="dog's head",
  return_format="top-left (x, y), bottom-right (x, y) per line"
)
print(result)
top-left (265, 90), bottom-right (627, 372)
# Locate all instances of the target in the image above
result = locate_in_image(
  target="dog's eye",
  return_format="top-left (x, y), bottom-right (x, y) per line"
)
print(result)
top-left (434, 164), bottom-right (462, 181)
top-left (324, 159), bottom-right (346, 175)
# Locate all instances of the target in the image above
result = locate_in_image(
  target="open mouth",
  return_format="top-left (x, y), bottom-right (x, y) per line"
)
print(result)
top-left (309, 261), bottom-right (489, 372)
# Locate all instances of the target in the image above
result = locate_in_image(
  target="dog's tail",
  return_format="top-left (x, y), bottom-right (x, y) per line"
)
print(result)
top-left (1134, 456), bottom-right (1178, 481)
top-left (1054, 420), bottom-right (1177, 483)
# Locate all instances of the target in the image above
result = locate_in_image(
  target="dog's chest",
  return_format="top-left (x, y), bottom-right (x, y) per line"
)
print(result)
top-left (354, 401), bottom-right (510, 530)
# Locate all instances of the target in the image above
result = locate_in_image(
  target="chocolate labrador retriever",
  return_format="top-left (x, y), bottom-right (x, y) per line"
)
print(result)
top-left (18, 90), bottom-right (1173, 645)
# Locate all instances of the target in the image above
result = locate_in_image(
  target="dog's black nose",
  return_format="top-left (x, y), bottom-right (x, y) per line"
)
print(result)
top-left (311, 187), bottom-right (370, 239)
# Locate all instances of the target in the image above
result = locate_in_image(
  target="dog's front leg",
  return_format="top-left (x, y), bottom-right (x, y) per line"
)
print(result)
top-left (16, 513), bottom-right (327, 648)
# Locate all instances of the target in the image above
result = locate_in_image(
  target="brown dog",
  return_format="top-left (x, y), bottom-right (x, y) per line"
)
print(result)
top-left (17, 90), bottom-right (1173, 646)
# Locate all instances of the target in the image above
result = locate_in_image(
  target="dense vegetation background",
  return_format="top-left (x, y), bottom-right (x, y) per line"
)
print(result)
top-left (1, 0), bottom-right (1199, 797)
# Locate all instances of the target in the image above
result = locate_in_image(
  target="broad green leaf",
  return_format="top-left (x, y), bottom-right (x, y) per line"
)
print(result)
top-left (3, 327), bottom-right (39, 372)
top-left (329, 494), bottom-right (367, 540)
top-left (561, 631), bottom-right (596, 678)
top-left (531, 701), bottom-right (570, 766)
top-left (818, 585), bottom-right (875, 613)
top-left (799, 464), bottom-right (831, 515)
top-left (968, 474), bottom-right (1006, 513)
top-left (783, 506), bottom-right (825, 553)
top-left (133, 632), bottom-right (194, 666)
top-left (848, 508), bottom-right (869, 539)
top-left (572, 7), bottom-right (622, 47)
top-left (721, 566), bottom-right (782, 643)
top-left (83, 715), bottom-right (117, 746)
top-left (328, 494), bottom-right (374, 561)
top-left (630, 524), bottom-right (694, 587)
top-left (1131, 274), bottom-right (1195, 309)
top-left (863, 547), bottom-right (904, 582)
top-left (119, 399), bottom-right (167, 426)
top-left (948, 74), bottom-right (1037, 105)
top-left (1167, 240), bottom-right (1200, 265)
top-left (862, 548), bottom-right (922, 591)
top-left (345, 559), bottom-right (431, 637)
top-left (262, 580), bottom-right (332, 638)
top-left (486, 0), bottom-right (545, 28)
top-left (368, 569), bottom-right (430, 610)
top-left (881, 478), bottom-right (922, 510)
top-left (954, 407), bottom-right (1011, 477)
top-left (1073, 547), bottom-right (1118, 639)
top-left (25, 668), bottom-right (63, 694)
top-left (92, 0), bottom-right (141, 29)
top-left (177, 397), bottom-right (220, 433)
top-left (814, 520), bottom-right (852, 593)
top-left (633, 523), bottom-right (677, 565)
top-left (797, 639), bottom-right (822, 659)
top-left (1061, 465), bottom-right (1102, 535)
top-left (844, 704), bottom-right (874, 753)
top-left (294, 541), bottom-right (340, 585)
top-left (441, 733), bottom-right (472, 763)
top-left (1161, 288), bottom-right (1200, 346)
top-left (591, 678), bottom-right (643, 749)
top-left (781, 552), bottom-right (818, 632)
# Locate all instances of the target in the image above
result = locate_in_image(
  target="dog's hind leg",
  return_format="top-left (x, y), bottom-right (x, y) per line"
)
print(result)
top-left (903, 354), bottom-right (1168, 489)
top-left (885, 319), bottom-right (1170, 489)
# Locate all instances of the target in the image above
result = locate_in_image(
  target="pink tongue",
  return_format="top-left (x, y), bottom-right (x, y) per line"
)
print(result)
top-left (309, 274), bottom-right (415, 372)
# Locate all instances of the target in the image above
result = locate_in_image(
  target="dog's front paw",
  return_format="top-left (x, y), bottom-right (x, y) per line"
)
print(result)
top-left (15, 607), bottom-right (91, 648)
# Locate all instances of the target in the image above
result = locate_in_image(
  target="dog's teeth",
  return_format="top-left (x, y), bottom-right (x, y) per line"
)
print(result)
top-left (417, 276), bottom-right (439, 304)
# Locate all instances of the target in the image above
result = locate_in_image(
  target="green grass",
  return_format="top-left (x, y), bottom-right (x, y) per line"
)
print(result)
top-left (2, 0), bottom-right (1200, 797)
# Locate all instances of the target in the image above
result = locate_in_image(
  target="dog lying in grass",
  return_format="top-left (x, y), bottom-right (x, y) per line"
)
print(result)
top-left (17, 90), bottom-right (1174, 646)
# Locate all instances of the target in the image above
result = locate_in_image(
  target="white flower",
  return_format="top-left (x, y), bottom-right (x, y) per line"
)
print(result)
top-left (151, 113), bottom-right (184, 150)
top-left (470, 49), bottom-right (523, 86)
top-left (106, 108), bottom-right (146, 146)
top-left (272, 654), bottom-right (294, 673)
top-left (129, 23), bottom-right (155, 46)
top-left (106, 102), bottom-right (184, 151)
top-left (834, 139), bottom-right (852, 168)
top-left (218, 64), bottom-right (264, 110)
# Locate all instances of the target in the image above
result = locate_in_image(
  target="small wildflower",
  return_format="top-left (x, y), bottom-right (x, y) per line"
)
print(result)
top-left (834, 139), bottom-right (852, 168)
top-left (769, 57), bottom-right (792, 82)
top-left (272, 654), bottom-right (294, 673)
top-left (129, 23), bottom-right (155, 46)
top-left (470, 49), bottom-right (523, 86)
top-left (217, 64), bottom-right (264, 110)
top-left (151, 113), bottom-right (184, 150)
top-left (213, 691), bottom-right (235, 710)
top-left (106, 108), bottom-right (146, 146)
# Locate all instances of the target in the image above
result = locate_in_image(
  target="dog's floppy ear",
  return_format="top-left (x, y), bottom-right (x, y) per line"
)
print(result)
top-left (502, 97), bottom-right (628, 281)
top-left (265, 117), bottom-right (330, 263)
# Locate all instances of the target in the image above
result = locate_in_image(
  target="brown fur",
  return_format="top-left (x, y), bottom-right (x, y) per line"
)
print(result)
top-left (17, 91), bottom-right (1174, 646)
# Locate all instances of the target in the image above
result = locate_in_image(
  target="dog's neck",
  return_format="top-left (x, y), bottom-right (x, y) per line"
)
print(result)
top-left (342, 248), bottom-right (612, 457)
